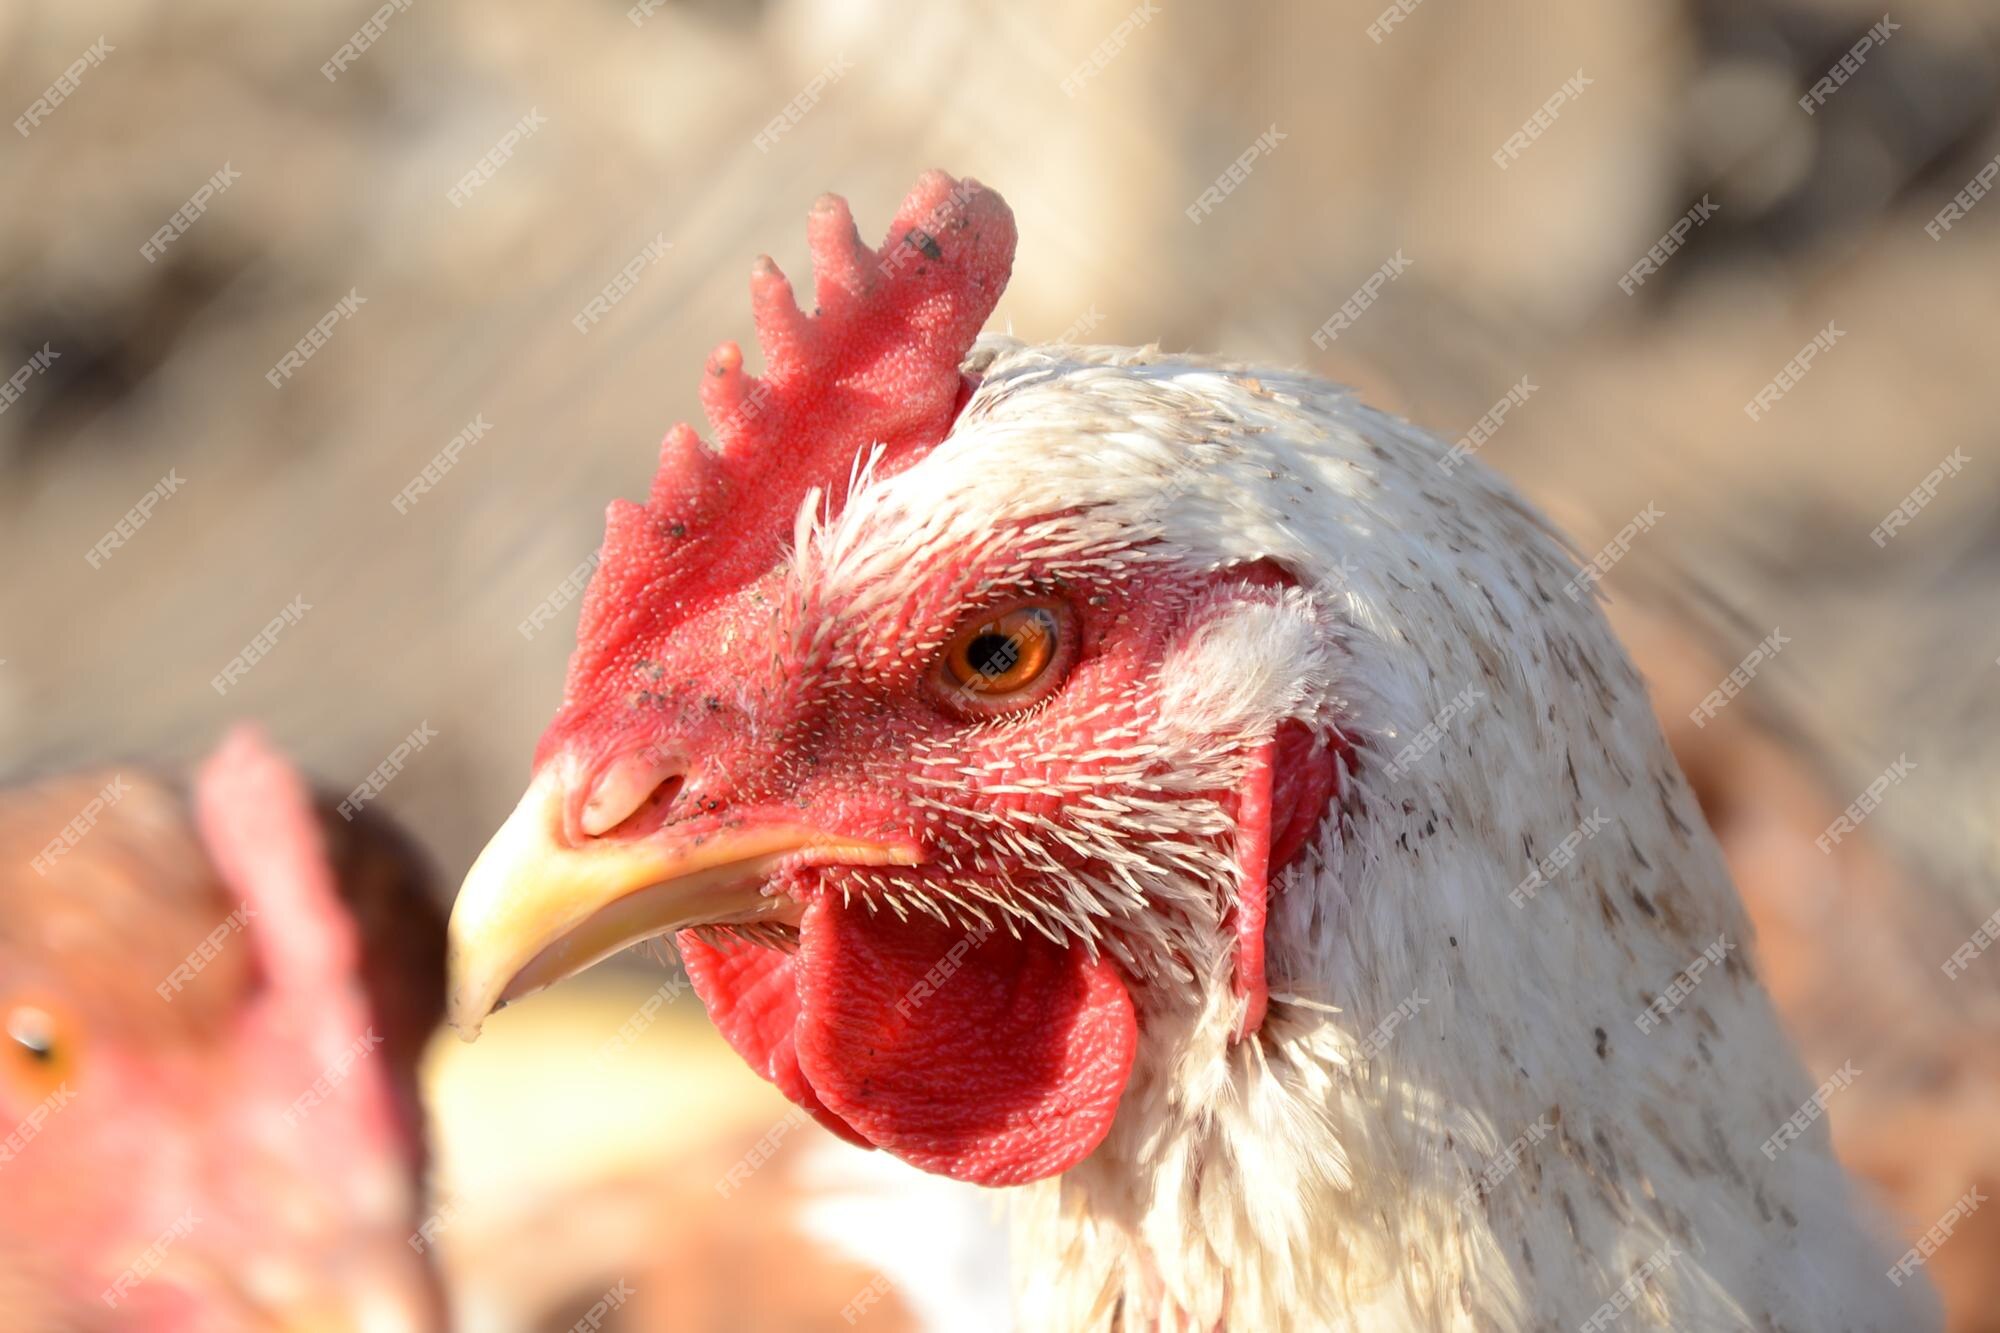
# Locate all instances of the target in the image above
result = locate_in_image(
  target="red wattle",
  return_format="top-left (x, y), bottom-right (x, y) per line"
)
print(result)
top-left (679, 932), bottom-right (872, 1147)
top-left (793, 900), bottom-right (1137, 1186)
top-left (681, 899), bottom-right (1137, 1186)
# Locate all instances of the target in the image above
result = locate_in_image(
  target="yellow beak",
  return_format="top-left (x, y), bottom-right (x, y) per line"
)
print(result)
top-left (446, 769), bottom-right (912, 1039)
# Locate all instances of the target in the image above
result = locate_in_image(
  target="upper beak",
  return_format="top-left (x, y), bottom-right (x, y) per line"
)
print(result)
top-left (446, 768), bottom-right (912, 1039)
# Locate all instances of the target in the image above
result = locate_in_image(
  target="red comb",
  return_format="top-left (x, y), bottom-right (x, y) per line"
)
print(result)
top-left (195, 723), bottom-right (357, 991)
top-left (561, 172), bottom-right (1016, 702)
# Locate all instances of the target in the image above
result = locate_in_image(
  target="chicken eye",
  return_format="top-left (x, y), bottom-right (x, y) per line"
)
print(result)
top-left (3, 1003), bottom-right (73, 1100)
top-left (932, 600), bottom-right (1075, 715)
top-left (7, 1007), bottom-right (55, 1061)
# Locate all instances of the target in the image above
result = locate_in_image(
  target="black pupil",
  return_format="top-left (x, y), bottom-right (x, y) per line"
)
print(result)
top-left (968, 633), bottom-right (1019, 678)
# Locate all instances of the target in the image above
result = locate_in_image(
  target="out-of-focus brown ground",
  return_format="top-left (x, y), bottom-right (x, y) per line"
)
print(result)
top-left (4, 0), bottom-right (1998, 1326)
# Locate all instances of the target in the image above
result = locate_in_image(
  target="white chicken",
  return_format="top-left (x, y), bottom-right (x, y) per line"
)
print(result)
top-left (444, 173), bottom-right (1933, 1331)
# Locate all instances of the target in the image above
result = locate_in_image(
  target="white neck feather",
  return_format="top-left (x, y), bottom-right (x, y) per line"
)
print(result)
top-left (845, 339), bottom-right (1934, 1331)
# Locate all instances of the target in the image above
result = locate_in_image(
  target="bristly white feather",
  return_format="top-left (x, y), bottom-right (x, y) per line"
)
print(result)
top-left (789, 337), bottom-right (1933, 1331)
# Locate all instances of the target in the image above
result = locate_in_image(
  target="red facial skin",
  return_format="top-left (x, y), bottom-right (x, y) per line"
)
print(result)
top-left (0, 731), bottom-right (448, 1330)
top-left (557, 543), bottom-right (1336, 1182)
top-left (558, 558), bottom-right (1201, 887)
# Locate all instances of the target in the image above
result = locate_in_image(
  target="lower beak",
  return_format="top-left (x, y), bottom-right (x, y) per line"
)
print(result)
top-left (446, 769), bottom-right (910, 1038)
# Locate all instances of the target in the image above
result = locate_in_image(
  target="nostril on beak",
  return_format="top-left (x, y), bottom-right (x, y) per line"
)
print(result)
top-left (579, 756), bottom-right (686, 837)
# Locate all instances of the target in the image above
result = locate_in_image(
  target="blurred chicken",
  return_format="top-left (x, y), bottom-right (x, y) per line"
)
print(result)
top-left (0, 726), bottom-right (449, 1331)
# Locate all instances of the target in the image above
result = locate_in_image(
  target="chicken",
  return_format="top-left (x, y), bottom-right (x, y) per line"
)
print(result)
top-left (444, 173), bottom-right (1935, 1331)
top-left (0, 726), bottom-right (449, 1331)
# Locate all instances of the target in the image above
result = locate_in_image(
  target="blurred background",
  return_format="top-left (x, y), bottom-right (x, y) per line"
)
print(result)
top-left (3, 0), bottom-right (1998, 1327)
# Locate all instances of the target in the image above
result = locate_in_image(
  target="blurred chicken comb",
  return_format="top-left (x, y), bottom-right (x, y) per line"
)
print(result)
top-left (557, 172), bottom-right (1016, 714)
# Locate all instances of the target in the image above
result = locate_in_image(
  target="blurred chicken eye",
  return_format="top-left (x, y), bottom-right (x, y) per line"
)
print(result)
top-left (8, 1007), bottom-right (54, 1061)
top-left (933, 600), bottom-right (1074, 715)
top-left (3, 1003), bottom-right (73, 1100)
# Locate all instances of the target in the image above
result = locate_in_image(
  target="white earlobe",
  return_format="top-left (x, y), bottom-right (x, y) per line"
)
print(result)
top-left (1153, 587), bottom-right (1341, 748)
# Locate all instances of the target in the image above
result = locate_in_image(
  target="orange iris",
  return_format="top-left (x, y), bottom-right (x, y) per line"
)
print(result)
top-left (3, 1000), bottom-right (77, 1106)
top-left (935, 601), bottom-right (1070, 709)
